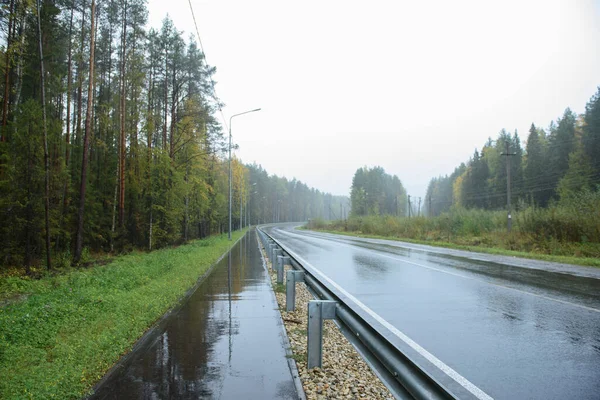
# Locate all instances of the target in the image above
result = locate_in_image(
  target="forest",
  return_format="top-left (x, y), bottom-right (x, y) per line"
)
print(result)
top-left (349, 166), bottom-right (408, 217)
top-left (347, 90), bottom-right (600, 220)
top-left (0, 0), bottom-right (347, 271)
top-left (425, 89), bottom-right (600, 216)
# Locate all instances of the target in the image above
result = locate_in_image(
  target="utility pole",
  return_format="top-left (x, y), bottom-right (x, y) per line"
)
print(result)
top-left (408, 195), bottom-right (411, 219)
top-left (429, 196), bottom-right (432, 217)
top-left (501, 141), bottom-right (516, 233)
top-left (418, 197), bottom-right (421, 217)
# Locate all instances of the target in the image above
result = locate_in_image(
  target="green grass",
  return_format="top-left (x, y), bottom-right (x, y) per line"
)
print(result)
top-left (308, 228), bottom-right (600, 268)
top-left (288, 350), bottom-right (307, 364)
top-left (0, 231), bottom-right (245, 399)
top-left (274, 283), bottom-right (286, 294)
top-left (291, 328), bottom-right (306, 336)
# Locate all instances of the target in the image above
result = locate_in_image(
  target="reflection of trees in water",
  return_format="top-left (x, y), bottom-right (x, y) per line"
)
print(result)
top-left (92, 235), bottom-right (258, 399)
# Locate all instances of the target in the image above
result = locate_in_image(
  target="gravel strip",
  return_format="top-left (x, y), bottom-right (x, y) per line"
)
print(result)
top-left (261, 247), bottom-right (394, 400)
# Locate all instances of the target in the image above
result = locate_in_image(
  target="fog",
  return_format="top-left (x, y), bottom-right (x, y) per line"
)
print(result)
top-left (148, 0), bottom-right (600, 198)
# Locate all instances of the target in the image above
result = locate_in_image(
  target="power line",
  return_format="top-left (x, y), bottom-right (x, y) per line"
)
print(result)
top-left (187, 0), bottom-right (229, 133)
top-left (425, 171), bottom-right (600, 207)
top-left (457, 170), bottom-right (600, 199)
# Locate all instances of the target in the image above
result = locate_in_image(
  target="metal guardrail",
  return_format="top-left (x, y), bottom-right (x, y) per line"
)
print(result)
top-left (256, 226), bottom-right (461, 400)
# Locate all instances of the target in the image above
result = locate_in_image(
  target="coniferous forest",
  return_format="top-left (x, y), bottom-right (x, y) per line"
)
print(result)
top-left (347, 89), bottom-right (600, 221)
top-left (424, 91), bottom-right (600, 216)
top-left (0, 0), bottom-right (347, 270)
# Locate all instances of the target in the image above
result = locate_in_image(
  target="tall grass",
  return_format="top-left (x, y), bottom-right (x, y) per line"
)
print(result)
top-left (309, 190), bottom-right (600, 259)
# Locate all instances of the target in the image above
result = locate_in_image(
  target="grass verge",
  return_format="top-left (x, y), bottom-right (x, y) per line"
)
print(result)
top-left (307, 228), bottom-right (600, 268)
top-left (0, 231), bottom-right (245, 399)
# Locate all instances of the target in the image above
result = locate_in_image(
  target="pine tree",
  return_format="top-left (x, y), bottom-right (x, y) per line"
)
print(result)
top-left (524, 123), bottom-right (547, 205)
top-left (582, 87), bottom-right (600, 179)
top-left (547, 108), bottom-right (577, 197)
top-left (74, 0), bottom-right (96, 265)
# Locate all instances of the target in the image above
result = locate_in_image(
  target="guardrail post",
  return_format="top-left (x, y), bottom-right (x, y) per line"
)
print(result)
top-left (286, 270), bottom-right (305, 311)
top-left (276, 255), bottom-right (284, 284)
top-left (307, 300), bottom-right (337, 369)
top-left (272, 248), bottom-right (282, 271)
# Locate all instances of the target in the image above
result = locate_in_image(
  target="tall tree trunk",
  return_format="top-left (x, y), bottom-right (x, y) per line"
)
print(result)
top-left (110, 157), bottom-right (118, 252)
top-left (24, 133), bottom-right (32, 271)
top-left (118, 0), bottom-right (127, 227)
top-left (169, 75), bottom-right (176, 158)
top-left (183, 150), bottom-right (189, 242)
top-left (1, 0), bottom-right (15, 142)
top-left (130, 23), bottom-right (138, 163)
top-left (91, 17), bottom-right (98, 187)
top-left (146, 50), bottom-right (153, 251)
top-left (57, 1), bottom-right (75, 251)
top-left (148, 203), bottom-right (152, 251)
top-left (147, 74), bottom-right (153, 154)
top-left (162, 47), bottom-right (167, 149)
top-left (36, 0), bottom-right (52, 270)
top-left (75, 0), bottom-right (86, 161)
top-left (11, 17), bottom-right (26, 127)
top-left (74, 0), bottom-right (96, 265)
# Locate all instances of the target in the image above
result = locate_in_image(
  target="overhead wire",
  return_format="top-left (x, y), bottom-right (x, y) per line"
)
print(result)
top-left (187, 0), bottom-right (229, 133)
top-left (429, 171), bottom-right (600, 206)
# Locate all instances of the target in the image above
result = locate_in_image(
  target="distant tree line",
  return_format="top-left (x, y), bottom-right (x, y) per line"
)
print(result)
top-left (0, 1), bottom-right (344, 270)
top-left (425, 87), bottom-right (600, 216)
top-left (245, 164), bottom-right (349, 225)
top-left (349, 166), bottom-right (407, 217)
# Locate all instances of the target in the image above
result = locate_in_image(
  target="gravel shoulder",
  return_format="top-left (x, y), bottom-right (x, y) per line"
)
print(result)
top-left (260, 246), bottom-right (394, 400)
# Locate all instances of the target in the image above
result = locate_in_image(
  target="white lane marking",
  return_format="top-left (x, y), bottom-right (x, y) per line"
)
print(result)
top-left (269, 229), bottom-right (494, 400)
top-left (279, 229), bottom-right (600, 314)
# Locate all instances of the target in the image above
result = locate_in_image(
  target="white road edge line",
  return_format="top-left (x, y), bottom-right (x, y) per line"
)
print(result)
top-left (285, 229), bottom-right (600, 314)
top-left (271, 229), bottom-right (494, 400)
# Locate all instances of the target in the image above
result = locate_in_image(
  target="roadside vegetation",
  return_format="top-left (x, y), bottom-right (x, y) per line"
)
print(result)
top-left (0, 231), bottom-right (244, 399)
top-left (330, 88), bottom-right (600, 267)
top-left (307, 189), bottom-right (600, 267)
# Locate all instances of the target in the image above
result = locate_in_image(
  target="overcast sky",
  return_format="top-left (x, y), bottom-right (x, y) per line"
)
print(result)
top-left (147, 0), bottom-right (600, 198)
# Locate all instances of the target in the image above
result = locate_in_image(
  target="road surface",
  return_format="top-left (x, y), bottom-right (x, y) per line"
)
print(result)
top-left (264, 224), bottom-right (600, 400)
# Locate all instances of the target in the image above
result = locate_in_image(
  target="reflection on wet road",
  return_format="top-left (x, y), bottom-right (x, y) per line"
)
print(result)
top-left (266, 224), bottom-right (600, 400)
top-left (91, 233), bottom-right (298, 399)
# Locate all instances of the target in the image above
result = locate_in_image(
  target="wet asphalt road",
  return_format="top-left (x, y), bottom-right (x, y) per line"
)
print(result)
top-left (91, 233), bottom-right (298, 400)
top-left (265, 224), bottom-right (600, 400)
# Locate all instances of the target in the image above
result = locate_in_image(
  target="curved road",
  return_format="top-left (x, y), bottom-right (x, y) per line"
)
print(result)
top-left (264, 224), bottom-right (600, 400)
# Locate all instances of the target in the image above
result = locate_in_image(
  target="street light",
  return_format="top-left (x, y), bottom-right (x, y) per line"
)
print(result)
top-left (229, 108), bottom-right (261, 240)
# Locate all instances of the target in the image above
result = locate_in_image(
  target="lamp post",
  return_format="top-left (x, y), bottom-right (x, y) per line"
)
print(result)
top-left (229, 108), bottom-right (261, 240)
